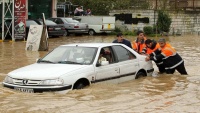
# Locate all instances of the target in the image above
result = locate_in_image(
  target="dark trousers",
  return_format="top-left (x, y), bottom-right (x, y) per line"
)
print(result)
top-left (156, 63), bottom-right (166, 73)
top-left (166, 62), bottom-right (188, 75)
top-left (154, 60), bottom-right (166, 73)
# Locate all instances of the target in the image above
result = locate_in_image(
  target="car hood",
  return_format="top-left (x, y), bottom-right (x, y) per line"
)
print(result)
top-left (8, 63), bottom-right (89, 80)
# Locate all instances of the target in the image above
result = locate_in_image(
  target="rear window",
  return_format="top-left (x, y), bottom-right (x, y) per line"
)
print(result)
top-left (63, 18), bottom-right (79, 23)
top-left (40, 20), bottom-right (57, 25)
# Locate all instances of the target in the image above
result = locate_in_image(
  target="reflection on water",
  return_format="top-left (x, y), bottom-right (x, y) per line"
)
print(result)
top-left (0, 35), bottom-right (200, 112)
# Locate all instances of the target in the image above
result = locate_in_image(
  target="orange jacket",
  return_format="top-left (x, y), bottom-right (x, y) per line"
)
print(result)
top-left (132, 37), bottom-right (147, 54)
top-left (160, 44), bottom-right (176, 56)
top-left (146, 43), bottom-right (160, 55)
top-left (150, 43), bottom-right (183, 69)
top-left (146, 42), bottom-right (171, 55)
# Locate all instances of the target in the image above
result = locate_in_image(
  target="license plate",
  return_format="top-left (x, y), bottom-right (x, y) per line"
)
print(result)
top-left (14, 87), bottom-right (34, 93)
top-left (55, 28), bottom-right (61, 30)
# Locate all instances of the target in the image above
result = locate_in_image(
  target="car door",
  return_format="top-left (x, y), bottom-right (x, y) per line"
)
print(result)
top-left (94, 47), bottom-right (120, 84)
top-left (112, 45), bottom-right (139, 83)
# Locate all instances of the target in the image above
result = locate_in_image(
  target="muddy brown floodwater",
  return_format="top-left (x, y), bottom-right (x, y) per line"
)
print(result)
top-left (0, 34), bottom-right (200, 113)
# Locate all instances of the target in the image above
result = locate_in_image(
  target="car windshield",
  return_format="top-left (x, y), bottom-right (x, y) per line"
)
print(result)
top-left (63, 18), bottom-right (79, 23)
top-left (39, 46), bottom-right (97, 65)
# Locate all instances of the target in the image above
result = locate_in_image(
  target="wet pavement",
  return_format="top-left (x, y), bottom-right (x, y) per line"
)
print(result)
top-left (0, 34), bottom-right (200, 113)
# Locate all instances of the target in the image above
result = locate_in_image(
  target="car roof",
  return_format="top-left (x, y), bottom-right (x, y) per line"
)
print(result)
top-left (60, 43), bottom-right (124, 48)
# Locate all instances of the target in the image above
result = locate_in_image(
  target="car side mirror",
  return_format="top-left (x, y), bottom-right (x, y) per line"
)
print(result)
top-left (36, 58), bottom-right (40, 63)
top-left (96, 63), bottom-right (101, 67)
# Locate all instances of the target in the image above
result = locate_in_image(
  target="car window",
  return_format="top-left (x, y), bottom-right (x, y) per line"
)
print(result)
top-left (112, 45), bottom-right (136, 62)
top-left (55, 19), bottom-right (64, 24)
top-left (40, 20), bottom-right (57, 25)
top-left (63, 18), bottom-right (79, 23)
top-left (40, 46), bottom-right (97, 65)
top-left (101, 46), bottom-right (115, 64)
top-left (26, 20), bottom-right (39, 26)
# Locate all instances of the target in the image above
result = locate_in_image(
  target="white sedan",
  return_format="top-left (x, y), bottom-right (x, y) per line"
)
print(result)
top-left (3, 43), bottom-right (154, 93)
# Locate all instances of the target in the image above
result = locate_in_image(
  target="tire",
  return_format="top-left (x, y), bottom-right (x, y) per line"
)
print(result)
top-left (88, 29), bottom-right (95, 36)
top-left (74, 82), bottom-right (85, 89)
top-left (135, 72), bottom-right (146, 79)
top-left (63, 30), bottom-right (69, 37)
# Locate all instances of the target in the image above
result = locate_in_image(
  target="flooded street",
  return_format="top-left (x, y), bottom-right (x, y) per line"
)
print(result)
top-left (0, 35), bottom-right (200, 113)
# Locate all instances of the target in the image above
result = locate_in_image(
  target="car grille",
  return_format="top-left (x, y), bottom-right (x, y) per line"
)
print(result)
top-left (12, 78), bottom-right (41, 85)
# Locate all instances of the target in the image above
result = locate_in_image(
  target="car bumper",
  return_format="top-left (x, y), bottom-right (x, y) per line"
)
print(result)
top-left (3, 82), bottom-right (72, 93)
top-left (48, 30), bottom-right (66, 36)
top-left (68, 29), bottom-right (89, 33)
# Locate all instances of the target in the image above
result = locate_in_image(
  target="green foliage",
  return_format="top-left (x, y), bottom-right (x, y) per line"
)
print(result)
top-left (110, 27), bottom-right (135, 36)
top-left (143, 26), bottom-right (153, 35)
top-left (156, 10), bottom-right (172, 32)
top-left (123, 31), bottom-right (136, 36)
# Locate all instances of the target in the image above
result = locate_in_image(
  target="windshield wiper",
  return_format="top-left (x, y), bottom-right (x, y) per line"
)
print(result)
top-left (57, 61), bottom-right (82, 64)
top-left (37, 60), bottom-right (55, 64)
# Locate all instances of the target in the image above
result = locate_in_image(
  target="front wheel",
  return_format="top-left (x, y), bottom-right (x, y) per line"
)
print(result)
top-left (88, 29), bottom-right (95, 36)
top-left (74, 82), bottom-right (85, 89)
top-left (135, 72), bottom-right (146, 79)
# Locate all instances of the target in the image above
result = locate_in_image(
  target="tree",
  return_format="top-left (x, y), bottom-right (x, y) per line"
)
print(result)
top-left (156, 10), bottom-right (172, 33)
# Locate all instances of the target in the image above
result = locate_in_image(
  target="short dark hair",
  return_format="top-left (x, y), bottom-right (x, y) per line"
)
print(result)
top-left (117, 33), bottom-right (122, 37)
top-left (145, 39), bottom-right (152, 44)
top-left (158, 38), bottom-right (166, 43)
top-left (137, 30), bottom-right (144, 35)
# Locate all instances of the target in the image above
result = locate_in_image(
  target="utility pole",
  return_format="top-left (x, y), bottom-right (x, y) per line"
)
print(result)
top-left (154, 0), bottom-right (157, 37)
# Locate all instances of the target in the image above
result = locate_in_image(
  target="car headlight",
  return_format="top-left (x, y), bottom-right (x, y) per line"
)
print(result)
top-left (39, 79), bottom-right (64, 86)
top-left (4, 76), bottom-right (13, 84)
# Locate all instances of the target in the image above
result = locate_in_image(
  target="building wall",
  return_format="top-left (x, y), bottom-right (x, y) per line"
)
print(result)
top-left (26, 0), bottom-right (57, 19)
top-left (110, 9), bottom-right (200, 35)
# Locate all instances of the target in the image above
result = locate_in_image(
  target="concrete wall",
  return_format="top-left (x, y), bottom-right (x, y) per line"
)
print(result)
top-left (110, 10), bottom-right (200, 35)
top-left (169, 13), bottom-right (200, 35)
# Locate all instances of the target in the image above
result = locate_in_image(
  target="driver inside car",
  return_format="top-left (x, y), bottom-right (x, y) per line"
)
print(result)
top-left (98, 49), bottom-right (107, 64)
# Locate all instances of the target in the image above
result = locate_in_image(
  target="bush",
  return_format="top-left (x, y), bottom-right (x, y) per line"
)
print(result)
top-left (157, 10), bottom-right (172, 33)
top-left (143, 26), bottom-right (153, 35)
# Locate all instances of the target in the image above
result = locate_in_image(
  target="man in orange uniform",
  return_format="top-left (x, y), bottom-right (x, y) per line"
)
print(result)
top-left (132, 31), bottom-right (146, 54)
top-left (142, 39), bottom-right (166, 74)
top-left (145, 38), bottom-right (187, 75)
